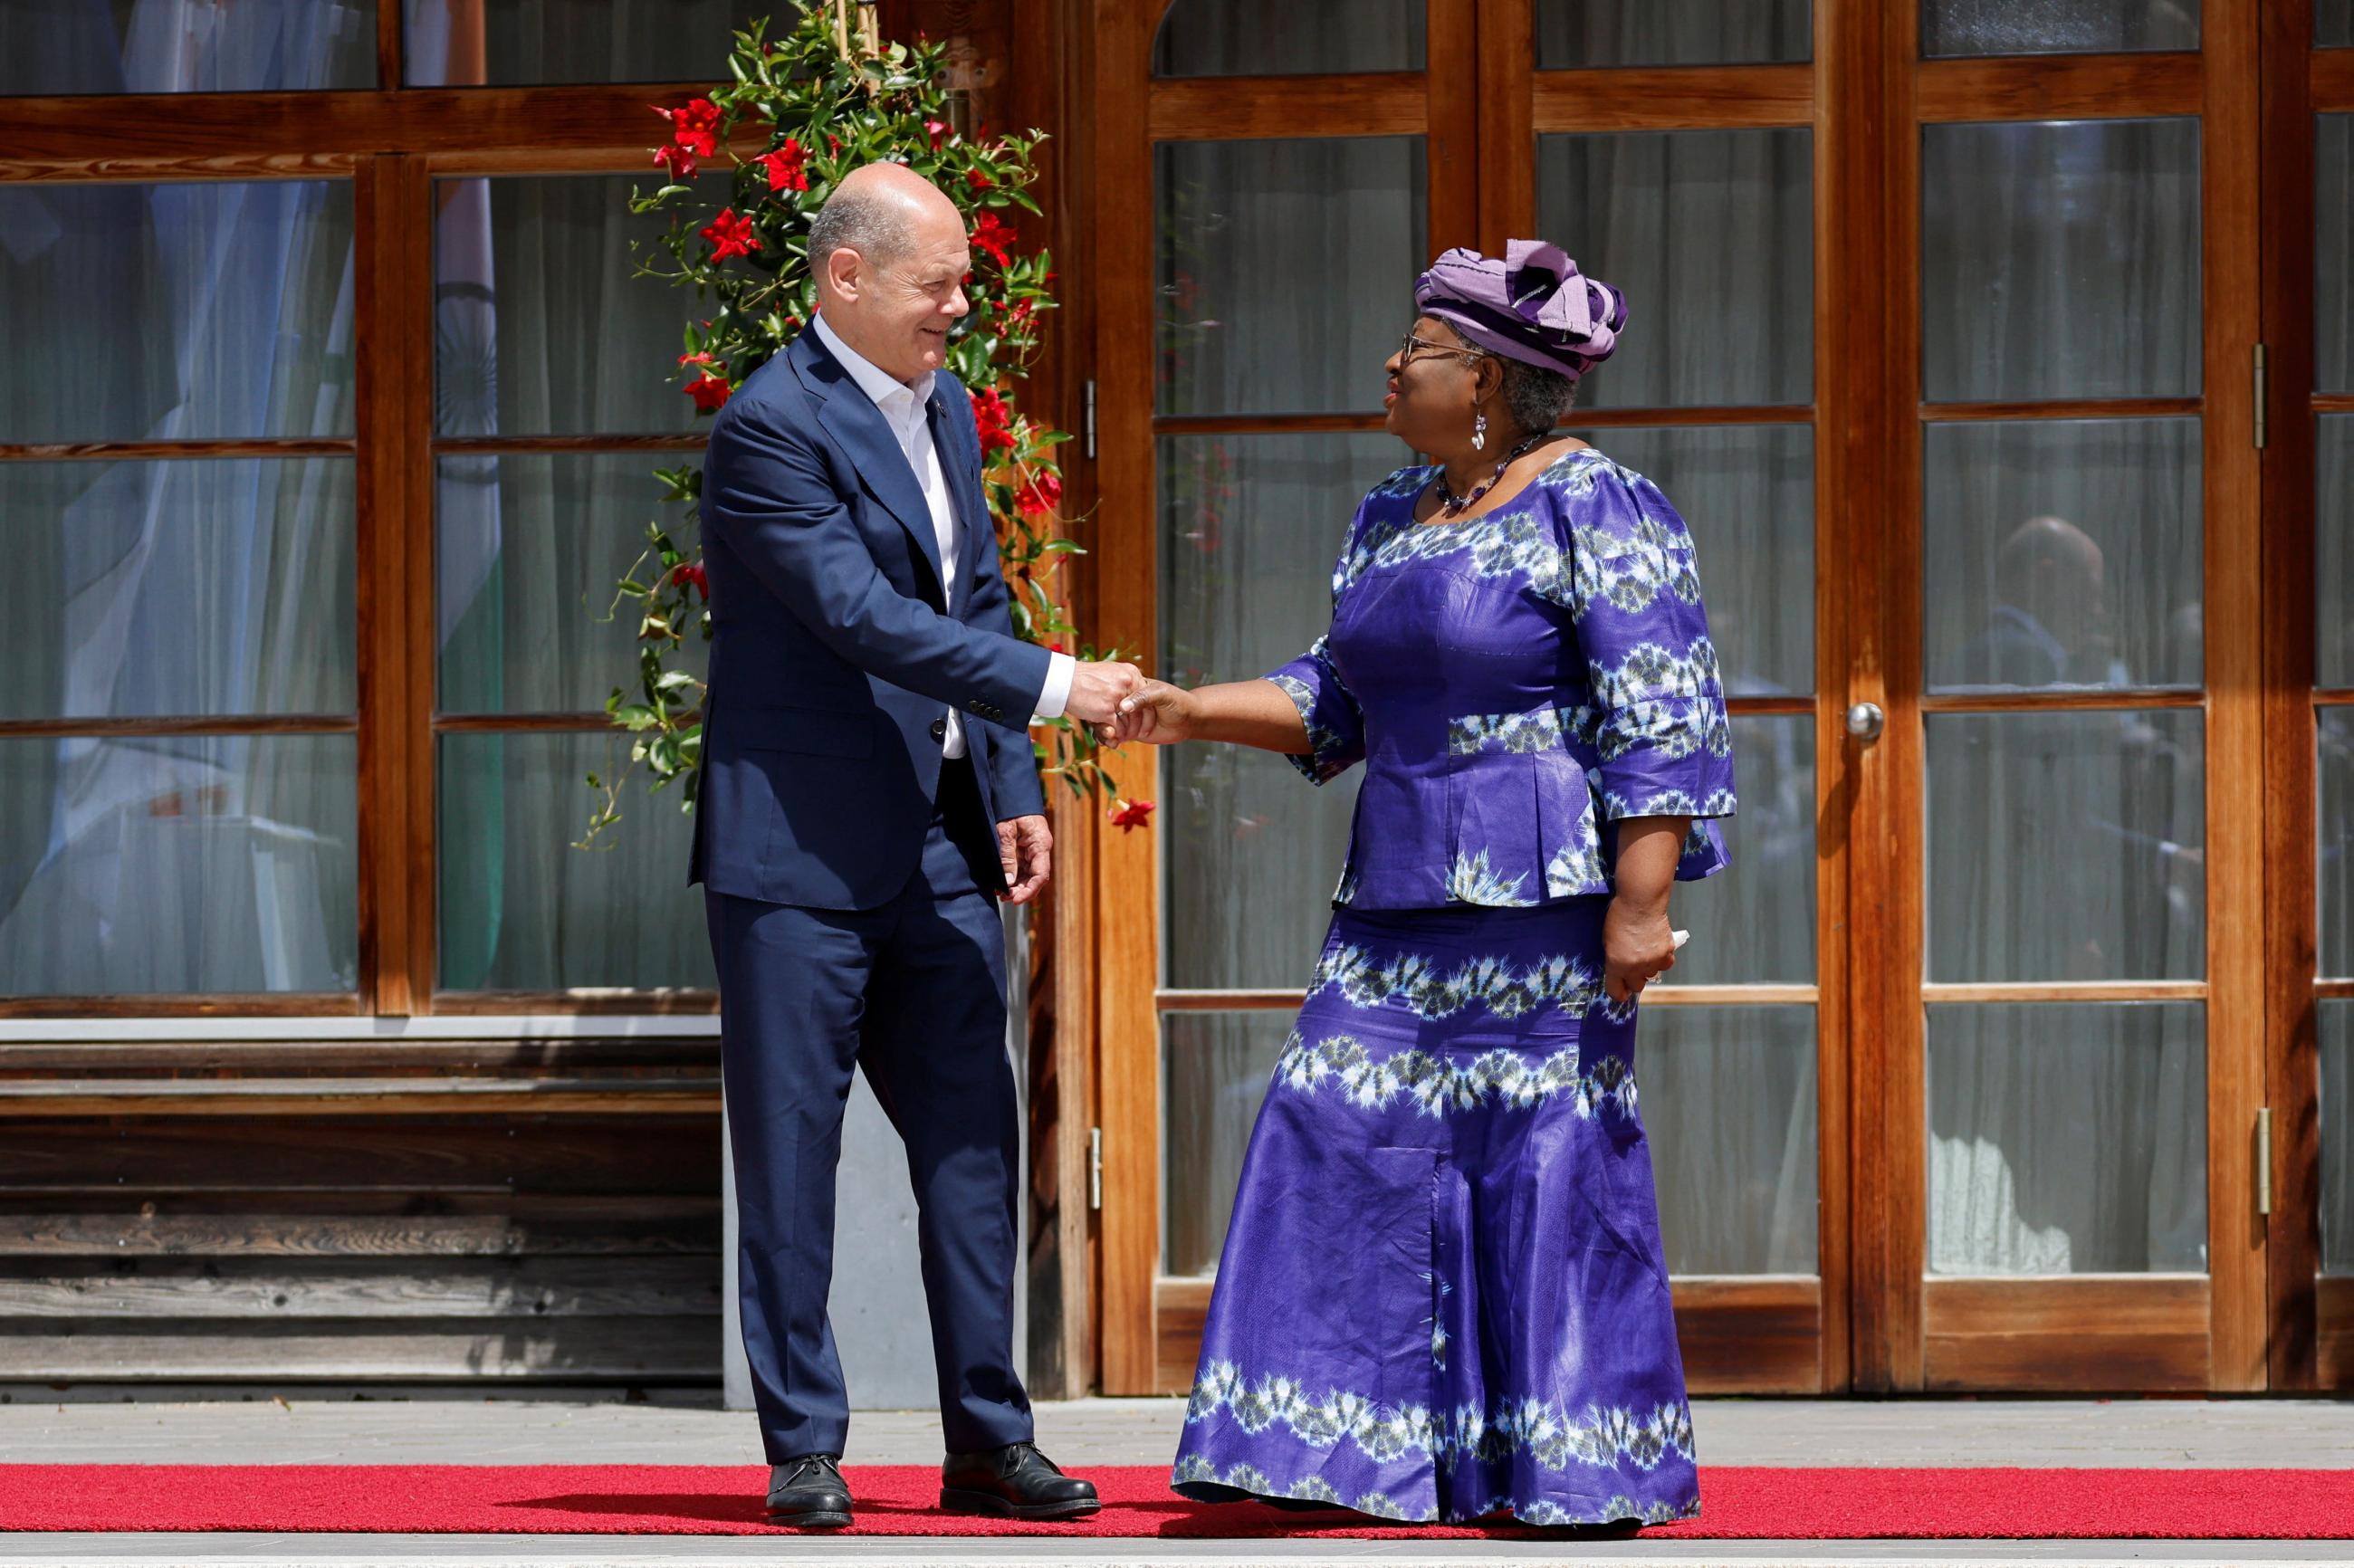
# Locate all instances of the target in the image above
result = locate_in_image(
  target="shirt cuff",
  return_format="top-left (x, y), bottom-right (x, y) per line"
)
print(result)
top-left (1033, 651), bottom-right (1077, 721)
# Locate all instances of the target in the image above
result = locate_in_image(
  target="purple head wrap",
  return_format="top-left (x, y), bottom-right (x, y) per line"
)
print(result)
top-left (1413, 239), bottom-right (1626, 379)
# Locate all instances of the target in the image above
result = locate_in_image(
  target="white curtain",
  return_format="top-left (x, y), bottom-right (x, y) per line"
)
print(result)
top-left (1153, 3), bottom-right (1831, 1279)
top-left (1534, 1), bottom-right (1810, 72)
top-left (1920, 0), bottom-right (2200, 56)
top-left (1151, 0), bottom-right (1423, 76)
top-left (404, 0), bottom-right (791, 86)
top-left (431, 166), bottom-right (720, 991)
top-left (1928, 1004), bottom-right (2206, 1275)
top-left (2321, 120), bottom-right (2352, 688)
top-left (1539, 113), bottom-right (1820, 1272)
top-left (0, 0), bottom-right (373, 95)
top-left (0, 25), bottom-right (359, 997)
top-left (1151, 5), bottom-right (1427, 1276)
top-left (1915, 116), bottom-right (2206, 1273)
top-left (2324, 1002), bottom-right (2354, 1275)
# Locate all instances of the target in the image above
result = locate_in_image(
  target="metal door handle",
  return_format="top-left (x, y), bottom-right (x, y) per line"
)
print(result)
top-left (1845, 702), bottom-right (1885, 741)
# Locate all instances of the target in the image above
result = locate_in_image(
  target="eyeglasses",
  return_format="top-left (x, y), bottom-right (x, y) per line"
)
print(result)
top-left (1394, 330), bottom-right (1487, 367)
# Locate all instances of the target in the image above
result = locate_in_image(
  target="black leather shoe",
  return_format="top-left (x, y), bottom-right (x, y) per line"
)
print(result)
top-left (765, 1453), bottom-right (852, 1530)
top-left (940, 1441), bottom-right (1100, 1520)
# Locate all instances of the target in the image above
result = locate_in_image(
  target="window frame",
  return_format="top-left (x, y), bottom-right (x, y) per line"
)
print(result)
top-left (0, 0), bottom-right (838, 1017)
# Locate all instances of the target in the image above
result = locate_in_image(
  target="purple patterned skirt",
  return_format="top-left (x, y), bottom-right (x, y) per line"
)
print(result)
top-left (1170, 899), bottom-right (1700, 1527)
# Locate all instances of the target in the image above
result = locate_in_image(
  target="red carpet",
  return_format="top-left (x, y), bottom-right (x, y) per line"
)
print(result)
top-left (1, 1464), bottom-right (2349, 1538)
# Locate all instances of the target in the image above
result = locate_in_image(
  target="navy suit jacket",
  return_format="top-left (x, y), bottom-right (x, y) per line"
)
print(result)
top-left (687, 327), bottom-right (1051, 912)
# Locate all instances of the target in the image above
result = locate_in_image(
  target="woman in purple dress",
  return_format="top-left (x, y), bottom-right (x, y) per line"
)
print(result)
top-left (1110, 242), bottom-right (1735, 1528)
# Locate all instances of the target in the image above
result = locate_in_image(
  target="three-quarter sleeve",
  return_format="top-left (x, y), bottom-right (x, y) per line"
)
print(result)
top-left (1267, 635), bottom-right (1366, 785)
top-left (1263, 511), bottom-right (1373, 786)
top-left (1561, 464), bottom-right (1737, 876)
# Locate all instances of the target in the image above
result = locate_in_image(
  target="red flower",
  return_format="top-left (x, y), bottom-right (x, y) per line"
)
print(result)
top-left (1016, 469), bottom-right (1061, 517)
top-left (684, 373), bottom-right (732, 412)
top-left (1045, 639), bottom-right (1067, 655)
top-left (670, 561), bottom-right (709, 598)
top-left (655, 97), bottom-right (721, 161)
top-left (653, 140), bottom-right (699, 181)
top-left (828, 134), bottom-right (841, 156)
top-left (678, 351), bottom-right (718, 368)
top-left (971, 387), bottom-right (1016, 454)
top-left (699, 207), bottom-right (760, 262)
top-left (923, 118), bottom-right (950, 148)
top-left (971, 211), bottom-right (1016, 268)
top-left (759, 139), bottom-right (809, 193)
top-left (1108, 798), bottom-right (1156, 832)
top-left (1009, 300), bottom-right (1035, 328)
top-left (966, 167), bottom-right (993, 190)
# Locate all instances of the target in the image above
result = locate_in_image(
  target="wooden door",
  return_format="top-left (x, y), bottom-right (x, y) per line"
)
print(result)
top-left (2260, 0), bottom-right (2354, 1392)
top-left (1844, 0), bottom-right (2270, 1392)
top-left (1090, 0), bottom-right (1851, 1396)
top-left (1087, 0), bottom-right (2293, 1399)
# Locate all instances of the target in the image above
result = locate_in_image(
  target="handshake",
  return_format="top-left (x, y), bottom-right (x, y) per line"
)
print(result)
top-left (1064, 660), bottom-right (1189, 744)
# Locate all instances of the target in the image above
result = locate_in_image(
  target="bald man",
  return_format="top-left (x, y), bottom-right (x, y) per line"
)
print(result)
top-left (691, 163), bottom-right (1127, 1528)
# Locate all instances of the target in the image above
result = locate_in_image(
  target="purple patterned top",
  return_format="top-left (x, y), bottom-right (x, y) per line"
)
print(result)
top-left (1267, 448), bottom-right (1736, 909)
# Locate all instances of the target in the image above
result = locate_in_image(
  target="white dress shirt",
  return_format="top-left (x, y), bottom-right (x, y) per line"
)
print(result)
top-left (812, 311), bottom-right (1074, 763)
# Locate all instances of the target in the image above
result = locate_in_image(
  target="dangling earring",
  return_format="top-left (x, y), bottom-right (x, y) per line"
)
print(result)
top-left (1472, 409), bottom-right (1487, 453)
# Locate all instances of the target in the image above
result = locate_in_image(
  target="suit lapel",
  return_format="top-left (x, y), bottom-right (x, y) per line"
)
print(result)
top-left (929, 384), bottom-right (993, 596)
top-left (797, 332), bottom-right (946, 598)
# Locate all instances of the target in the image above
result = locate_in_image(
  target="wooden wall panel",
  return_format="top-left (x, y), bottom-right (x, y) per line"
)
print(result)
top-left (1923, 1277), bottom-right (2212, 1392)
top-left (0, 1112), bottom-right (722, 1384)
top-left (2261, 0), bottom-right (2326, 1393)
top-left (1829, 0), bottom-right (1919, 1397)
top-left (1090, 0), bottom-right (1168, 1398)
top-left (1155, 1277), bottom-right (1822, 1397)
top-left (2321, 1277), bottom-right (2354, 1387)
top-left (0, 1322), bottom-right (713, 1382)
top-left (1671, 1279), bottom-right (1823, 1396)
top-left (2200, 0), bottom-right (2271, 1396)
top-left (0, 1115), bottom-right (719, 1194)
top-left (0, 87), bottom-right (732, 174)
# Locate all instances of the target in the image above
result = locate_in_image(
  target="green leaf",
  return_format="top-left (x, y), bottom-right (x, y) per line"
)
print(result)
top-left (613, 703), bottom-right (659, 731)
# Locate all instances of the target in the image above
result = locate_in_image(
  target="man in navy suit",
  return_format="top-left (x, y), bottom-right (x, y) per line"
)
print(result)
top-left (691, 162), bottom-right (1136, 1529)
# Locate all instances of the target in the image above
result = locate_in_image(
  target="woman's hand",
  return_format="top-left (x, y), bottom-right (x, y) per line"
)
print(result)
top-left (1603, 894), bottom-right (1679, 1004)
top-left (1111, 679), bottom-right (1199, 745)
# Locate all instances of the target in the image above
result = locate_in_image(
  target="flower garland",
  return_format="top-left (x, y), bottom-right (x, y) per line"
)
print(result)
top-left (583, 5), bottom-right (1146, 843)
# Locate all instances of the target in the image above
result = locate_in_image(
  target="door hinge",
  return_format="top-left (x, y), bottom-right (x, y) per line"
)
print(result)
top-left (1082, 378), bottom-right (1097, 462)
top-left (1087, 1125), bottom-right (1104, 1211)
top-left (2257, 1106), bottom-right (2273, 1218)
top-left (2254, 343), bottom-right (2269, 451)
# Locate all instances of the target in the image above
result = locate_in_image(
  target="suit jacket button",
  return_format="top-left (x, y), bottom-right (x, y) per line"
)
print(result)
top-left (930, 718), bottom-right (948, 742)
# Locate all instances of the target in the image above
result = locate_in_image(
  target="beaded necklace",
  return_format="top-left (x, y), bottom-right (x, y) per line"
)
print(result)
top-left (1431, 431), bottom-right (1551, 519)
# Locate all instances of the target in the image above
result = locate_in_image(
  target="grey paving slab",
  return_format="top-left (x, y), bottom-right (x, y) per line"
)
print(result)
top-left (3, 1398), bottom-right (2353, 1469)
top-left (1, 1535), bottom-right (2350, 1567)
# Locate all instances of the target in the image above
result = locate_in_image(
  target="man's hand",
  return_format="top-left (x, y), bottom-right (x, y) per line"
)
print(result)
top-left (997, 814), bottom-right (1052, 904)
top-left (1112, 679), bottom-right (1198, 745)
top-left (1065, 659), bottom-right (1144, 729)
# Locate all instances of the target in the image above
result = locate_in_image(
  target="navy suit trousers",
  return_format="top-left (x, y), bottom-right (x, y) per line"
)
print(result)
top-left (707, 760), bottom-right (1033, 1461)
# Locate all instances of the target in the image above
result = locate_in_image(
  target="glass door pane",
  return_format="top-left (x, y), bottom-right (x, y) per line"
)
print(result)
top-left (1536, 0), bottom-right (1811, 68)
top-left (1153, 132), bottom-right (1425, 1270)
top-left (1906, 74), bottom-right (2215, 1380)
top-left (1153, 0), bottom-right (1425, 75)
top-left (1539, 123), bottom-right (1821, 1283)
top-left (2321, 113), bottom-right (2354, 1291)
top-left (1921, 0), bottom-right (2200, 57)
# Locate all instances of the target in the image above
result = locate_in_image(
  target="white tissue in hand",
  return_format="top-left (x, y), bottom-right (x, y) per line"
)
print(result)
top-left (1670, 929), bottom-right (1690, 951)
